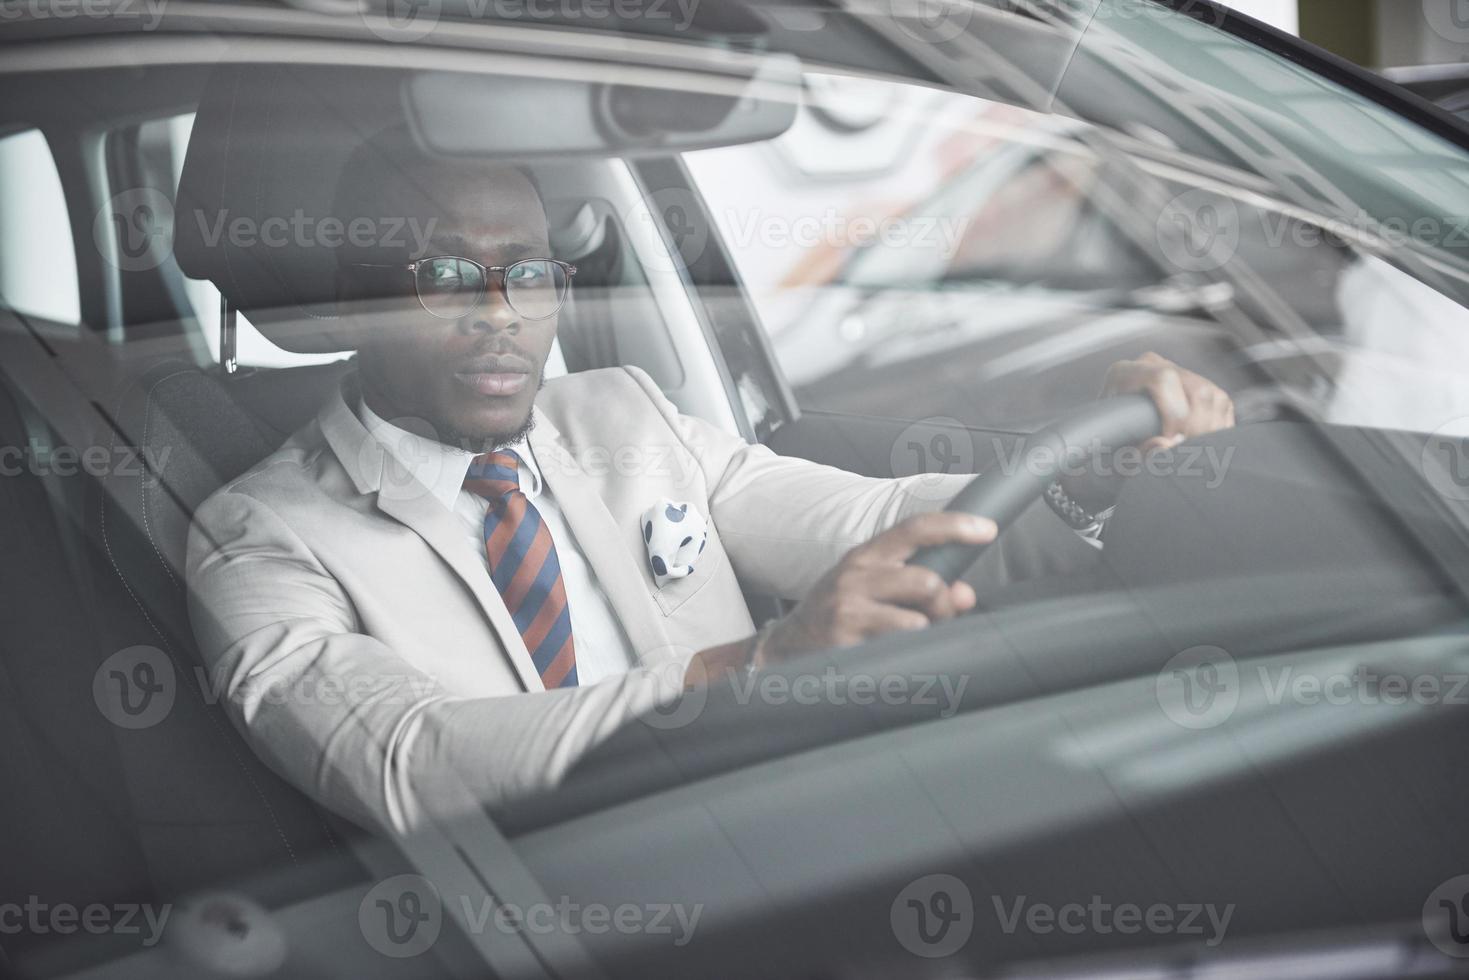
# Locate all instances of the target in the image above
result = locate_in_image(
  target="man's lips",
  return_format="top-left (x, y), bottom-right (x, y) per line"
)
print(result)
top-left (453, 357), bottom-right (533, 397)
top-left (454, 371), bottom-right (529, 396)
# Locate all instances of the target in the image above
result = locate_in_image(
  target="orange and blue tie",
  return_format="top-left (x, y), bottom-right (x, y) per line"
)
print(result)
top-left (464, 450), bottom-right (578, 689)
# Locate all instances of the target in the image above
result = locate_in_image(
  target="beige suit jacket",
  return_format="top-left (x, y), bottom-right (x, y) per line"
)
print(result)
top-left (186, 365), bottom-right (1090, 834)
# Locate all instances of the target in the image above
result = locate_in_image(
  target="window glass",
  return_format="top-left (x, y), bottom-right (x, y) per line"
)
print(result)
top-left (686, 79), bottom-right (1222, 430)
top-left (0, 129), bottom-right (80, 326)
top-left (687, 50), bottom-right (1469, 435)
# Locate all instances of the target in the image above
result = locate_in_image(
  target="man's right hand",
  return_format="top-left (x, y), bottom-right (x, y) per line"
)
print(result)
top-left (755, 511), bottom-right (997, 666)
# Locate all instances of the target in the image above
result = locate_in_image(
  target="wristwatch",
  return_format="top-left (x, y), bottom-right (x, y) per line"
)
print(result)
top-left (1044, 479), bottom-right (1116, 539)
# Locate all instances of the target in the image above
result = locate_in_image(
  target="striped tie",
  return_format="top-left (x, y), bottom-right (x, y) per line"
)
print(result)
top-left (463, 450), bottom-right (578, 689)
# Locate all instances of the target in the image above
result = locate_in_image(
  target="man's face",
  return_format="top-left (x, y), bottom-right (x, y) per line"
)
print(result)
top-left (343, 163), bottom-right (558, 448)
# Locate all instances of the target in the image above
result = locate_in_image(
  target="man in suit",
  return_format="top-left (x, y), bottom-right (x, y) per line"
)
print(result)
top-left (186, 134), bottom-right (1233, 836)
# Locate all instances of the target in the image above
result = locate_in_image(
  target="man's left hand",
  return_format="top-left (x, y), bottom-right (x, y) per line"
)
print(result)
top-left (1102, 351), bottom-right (1235, 452)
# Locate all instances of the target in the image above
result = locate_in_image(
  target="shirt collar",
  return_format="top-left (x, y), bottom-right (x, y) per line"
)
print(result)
top-left (357, 397), bottom-right (543, 511)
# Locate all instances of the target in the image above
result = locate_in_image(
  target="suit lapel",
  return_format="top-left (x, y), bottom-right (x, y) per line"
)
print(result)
top-left (529, 417), bottom-right (672, 662)
top-left (318, 379), bottom-right (543, 693)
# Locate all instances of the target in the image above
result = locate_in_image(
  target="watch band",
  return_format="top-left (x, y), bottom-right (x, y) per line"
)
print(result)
top-left (1044, 479), bottom-right (1114, 536)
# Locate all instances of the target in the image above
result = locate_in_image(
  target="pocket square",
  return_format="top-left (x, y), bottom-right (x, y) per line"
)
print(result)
top-left (640, 498), bottom-right (708, 588)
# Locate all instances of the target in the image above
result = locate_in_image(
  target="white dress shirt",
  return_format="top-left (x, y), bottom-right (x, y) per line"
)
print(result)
top-left (358, 398), bottom-right (638, 686)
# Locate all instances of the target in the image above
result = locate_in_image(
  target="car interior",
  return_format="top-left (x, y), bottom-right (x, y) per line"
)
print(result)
top-left (0, 40), bottom-right (818, 975)
top-left (7, 1), bottom-right (1469, 977)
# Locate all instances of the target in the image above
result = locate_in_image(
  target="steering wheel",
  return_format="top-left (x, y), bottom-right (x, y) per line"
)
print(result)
top-left (910, 394), bottom-right (1163, 582)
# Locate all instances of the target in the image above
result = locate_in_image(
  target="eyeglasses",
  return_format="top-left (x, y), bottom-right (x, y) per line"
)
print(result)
top-left (349, 256), bottom-right (576, 320)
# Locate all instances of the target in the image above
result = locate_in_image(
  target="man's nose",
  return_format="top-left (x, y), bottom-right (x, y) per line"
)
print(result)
top-left (465, 282), bottom-right (519, 333)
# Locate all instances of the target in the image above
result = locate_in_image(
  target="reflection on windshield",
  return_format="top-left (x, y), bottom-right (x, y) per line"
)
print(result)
top-left (688, 1), bottom-right (1469, 436)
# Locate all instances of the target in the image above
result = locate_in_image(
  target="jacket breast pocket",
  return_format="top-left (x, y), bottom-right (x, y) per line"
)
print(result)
top-left (649, 531), bottom-right (725, 616)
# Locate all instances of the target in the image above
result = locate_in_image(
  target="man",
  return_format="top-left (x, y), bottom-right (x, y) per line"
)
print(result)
top-left (186, 133), bottom-right (1233, 836)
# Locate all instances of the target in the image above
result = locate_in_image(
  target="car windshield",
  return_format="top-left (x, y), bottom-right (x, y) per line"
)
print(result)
top-left (6, 0), bottom-right (1469, 977)
top-left (686, 2), bottom-right (1469, 435)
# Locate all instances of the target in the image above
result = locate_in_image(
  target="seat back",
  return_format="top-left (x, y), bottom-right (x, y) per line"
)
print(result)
top-left (91, 358), bottom-right (354, 897)
top-left (0, 378), bottom-right (155, 963)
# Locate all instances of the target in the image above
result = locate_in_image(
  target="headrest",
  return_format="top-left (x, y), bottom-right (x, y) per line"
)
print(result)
top-left (174, 64), bottom-right (408, 353)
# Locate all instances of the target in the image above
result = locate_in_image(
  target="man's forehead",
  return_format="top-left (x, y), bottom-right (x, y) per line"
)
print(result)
top-left (427, 229), bottom-right (550, 258)
top-left (419, 162), bottom-right (540, 208)
top-left (365, 156), bottom-right (541, 212)
top-left (406, 167), bottom-right (549, 255)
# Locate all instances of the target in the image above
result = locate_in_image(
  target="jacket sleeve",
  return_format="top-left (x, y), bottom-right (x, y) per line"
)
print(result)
top-left (621, 366), bottom-right (1099, 600)
top-left (186, 487), bottom-right (683, 837)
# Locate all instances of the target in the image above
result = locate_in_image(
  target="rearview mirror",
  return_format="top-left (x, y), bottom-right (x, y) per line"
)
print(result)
top-left (405, 54), bottom-right (801, 157)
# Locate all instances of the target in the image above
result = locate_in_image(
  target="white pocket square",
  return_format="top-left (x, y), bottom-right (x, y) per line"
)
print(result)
top-left (640, 498), bottom-right (708, 588)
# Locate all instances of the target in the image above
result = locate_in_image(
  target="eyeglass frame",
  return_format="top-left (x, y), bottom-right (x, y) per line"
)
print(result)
top-left (346, 256), bottom-right (578, 321)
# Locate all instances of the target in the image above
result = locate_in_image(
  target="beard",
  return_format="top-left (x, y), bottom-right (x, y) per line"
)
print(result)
top-left (444, 409), bottom-right (537, 454)
top-left (439, 374), bottom-right (544, 453)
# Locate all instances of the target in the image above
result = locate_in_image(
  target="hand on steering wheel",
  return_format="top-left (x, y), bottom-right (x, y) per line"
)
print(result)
top-left (1102, 352), bottom-right (1235, 454)
top-left (908, 394), bottom-right (1164, 583)
top-left (755, 398), bottom-right (1161, 666)
top-left (755, 512), bottom-right (996, 666)
top-left (757, 360), bottom-right (1233, 663)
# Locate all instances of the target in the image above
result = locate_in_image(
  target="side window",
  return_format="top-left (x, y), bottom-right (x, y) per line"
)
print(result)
top-left (684, 75), bottom-right (1183, 430)
top-left (685, 72), bottom-right (1335, 438)
top-left (0, 129), bottom-right (80, 326)
top-left (689, 61), bottom-right (1469, 439)
top-left (140, 113), bottom-right (347, 369)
